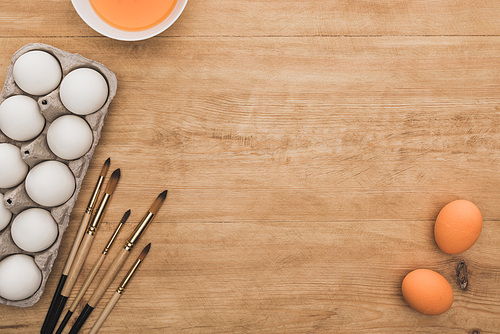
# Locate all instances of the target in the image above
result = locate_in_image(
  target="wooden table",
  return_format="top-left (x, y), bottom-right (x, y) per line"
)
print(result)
top-left (1, 1), bottom-right (500, 333)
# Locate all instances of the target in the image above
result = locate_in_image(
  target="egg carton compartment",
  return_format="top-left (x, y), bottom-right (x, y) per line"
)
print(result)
top-left (0, 43), bottom-right (117, 307)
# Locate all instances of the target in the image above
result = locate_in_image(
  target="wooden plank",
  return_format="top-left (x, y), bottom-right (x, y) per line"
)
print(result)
top-left (1, 221), bottom-right (499, 333)
top-left (1, 1), bottom-right (500, 37)
top-left (2, 37), bottom-right (500, 224)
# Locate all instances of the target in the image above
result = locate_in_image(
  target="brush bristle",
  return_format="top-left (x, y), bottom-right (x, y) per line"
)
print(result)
top-left (149, 190), bottom-right (168, 215)
top-left (105, 169), bottom-right (121, 195)
top-left (100, 158), bottom-right (111, 177)
top-left (120, 209), bottom-right (131, 223)
top-left (138, 243), bottom-right (151, 261)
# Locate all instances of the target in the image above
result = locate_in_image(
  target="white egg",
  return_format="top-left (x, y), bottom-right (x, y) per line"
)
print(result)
top-left (0, 254), bottom-right (42, 301)
top-left (25, 161), bottom-right (75, 207)
top-left (0, 95), bottom-right (45, 141)
top-left (47, 115), bottom-right (93, 160)
top-left (59, 68), bottom-right (108, 115)
top-left (11, 208), bottom-right (58, 253)
top-left (0, 194), bottom-right (12, 231)
top-left (0, 143), bottom-right (29, 189)
top-left (13, 50), bottom-right (62, 96)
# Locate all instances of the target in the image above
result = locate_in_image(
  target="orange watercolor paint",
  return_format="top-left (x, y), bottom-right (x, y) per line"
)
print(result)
top-left (90, 0), bottom-right (178, 32)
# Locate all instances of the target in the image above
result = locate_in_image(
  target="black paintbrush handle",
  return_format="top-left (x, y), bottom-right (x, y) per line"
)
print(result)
top-left (69, 304), bottom-right (94, 334)
top-left (46, 295), bottom-right (68, 333)
top-left (55, 310), bottom-right (73, 334)
top-left (41, 274), bottom-right (66, 334)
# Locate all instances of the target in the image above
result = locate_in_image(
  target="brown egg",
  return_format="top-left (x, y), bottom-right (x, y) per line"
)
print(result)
top-left (434, 200), bottom-right (482, 254)
top-left (402, 269), bottom-right (454, 315)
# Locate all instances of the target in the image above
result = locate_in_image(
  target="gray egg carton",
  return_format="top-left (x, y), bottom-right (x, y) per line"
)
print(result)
top-left (0, 43), bottom-right (117, 307)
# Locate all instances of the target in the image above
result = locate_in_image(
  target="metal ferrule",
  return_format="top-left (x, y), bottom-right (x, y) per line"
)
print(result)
top-left (102, 222), bottom-right (124, 255)
top-left (86, 193), bottom-right (111, 236)
top-left (117, 259), bottom-right (142, 294)
top-left (85, 176), bottom-right (104, 214)
top-left (124, 212), bottom-right (154, 251)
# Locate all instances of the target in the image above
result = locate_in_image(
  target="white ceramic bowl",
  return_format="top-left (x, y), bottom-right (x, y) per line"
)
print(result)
top-left (71, 0), bottom-right (188, 41)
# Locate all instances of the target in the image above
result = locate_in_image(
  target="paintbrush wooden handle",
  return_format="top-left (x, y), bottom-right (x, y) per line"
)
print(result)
top-left (62, 211), bottom-right (92, 276)
top-left (69, 253), bottom-right (106, 312)
top-left (88, 292), bottom-right (121, 334)
top-left (88, 247), bottom-right (129, 307)
top-left (61, 233), bottom-right (95, 297)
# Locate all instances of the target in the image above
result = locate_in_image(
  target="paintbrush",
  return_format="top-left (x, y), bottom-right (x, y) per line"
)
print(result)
top-left (69, 190), bottom-right (167, 334)
top-left (88, 243), bottom-right (151, 334)
top-left (54, 210), bottom-right (130, 334)
top-left (45, 168), bottom-right (121, 334)
top-left (41, 158), bottom-right (110, 334)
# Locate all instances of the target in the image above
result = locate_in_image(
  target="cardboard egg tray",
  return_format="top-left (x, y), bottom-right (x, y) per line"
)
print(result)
top-left (0, 43), bottom-right (117, 307)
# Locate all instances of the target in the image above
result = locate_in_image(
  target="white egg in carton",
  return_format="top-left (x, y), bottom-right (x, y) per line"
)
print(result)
top-left (0, 43), bottom-right (117, 307)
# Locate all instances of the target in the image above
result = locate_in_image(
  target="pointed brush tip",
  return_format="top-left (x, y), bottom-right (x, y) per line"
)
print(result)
top-left (100, 158), bottom-right (111, 176)
top-left (150, 191), bottom-right (167, 214)
top-left (105, 169), bottom-right (121, 194)
top-left (109, 168), bottom-right (121, 180)
top-left (121, 210), bottom-right (131, 222)
top-left (139, 243), bottom-right (151, 260)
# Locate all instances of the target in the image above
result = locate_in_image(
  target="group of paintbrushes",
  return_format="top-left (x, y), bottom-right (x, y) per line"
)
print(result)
top-left (41, 158), bottom-right (168, 334)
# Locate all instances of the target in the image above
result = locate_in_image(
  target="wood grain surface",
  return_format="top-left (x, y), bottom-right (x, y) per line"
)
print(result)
top-left (1, 1), bottom-right (500, 333)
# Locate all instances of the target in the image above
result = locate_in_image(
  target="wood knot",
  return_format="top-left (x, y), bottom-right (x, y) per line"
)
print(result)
top-left (469, 329), bottom-right (480, 334)
top-left (456, 260), bottom-right (468, 290)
